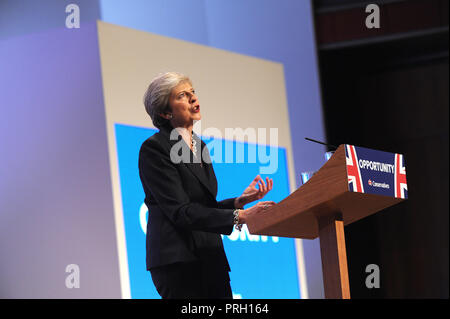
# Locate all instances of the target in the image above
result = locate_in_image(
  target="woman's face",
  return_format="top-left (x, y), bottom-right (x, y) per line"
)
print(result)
top-left (167, 81), bottom-right (201, 128)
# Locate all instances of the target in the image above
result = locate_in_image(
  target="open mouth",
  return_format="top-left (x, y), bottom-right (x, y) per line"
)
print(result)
top-left (192, 105), bottom-right (200, 112)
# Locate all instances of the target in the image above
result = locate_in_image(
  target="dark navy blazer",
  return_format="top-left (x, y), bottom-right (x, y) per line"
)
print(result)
top-left (138, 124), bottom-right (236, 272)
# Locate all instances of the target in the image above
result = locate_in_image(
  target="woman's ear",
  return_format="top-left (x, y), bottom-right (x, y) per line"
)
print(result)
top-left (159, 113), bottom-right (173, 120)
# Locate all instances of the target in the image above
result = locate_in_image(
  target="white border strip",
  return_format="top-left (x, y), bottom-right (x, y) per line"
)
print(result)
top-left (97, 22), bottom-right (131, 299)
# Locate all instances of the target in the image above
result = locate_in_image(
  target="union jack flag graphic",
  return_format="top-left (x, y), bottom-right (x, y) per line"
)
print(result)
top-left (346, 145), bottom-right (364, 193)
top-left (394, 153), bottom-right (408, 199)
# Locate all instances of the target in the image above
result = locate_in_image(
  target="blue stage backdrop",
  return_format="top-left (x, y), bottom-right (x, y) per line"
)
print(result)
top-left (115, 123), bottom-right (300, 299)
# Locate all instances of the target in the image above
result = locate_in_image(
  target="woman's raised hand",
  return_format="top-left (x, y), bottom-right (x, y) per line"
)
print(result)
top-left (235, 175), bottom-right (273, 209)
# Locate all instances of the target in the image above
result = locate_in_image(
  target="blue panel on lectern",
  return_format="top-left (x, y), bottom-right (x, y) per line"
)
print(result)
top-left (115, 123), bottom-right (300, 299)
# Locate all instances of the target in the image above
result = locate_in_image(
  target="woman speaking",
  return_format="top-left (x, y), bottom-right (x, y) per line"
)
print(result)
top-left (139, 72), bottom-right (275, 299)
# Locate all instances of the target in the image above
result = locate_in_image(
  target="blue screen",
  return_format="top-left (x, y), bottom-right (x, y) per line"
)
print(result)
top-left (115, 123), bottom-right (300, 298)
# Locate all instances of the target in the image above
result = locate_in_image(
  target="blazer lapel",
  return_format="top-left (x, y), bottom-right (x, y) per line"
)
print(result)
top-left (201, 140), bottom-right (218, 197)
top-left (160, 126), bottom-right (217, 199)
top-left (184, 161), bottom-right (216, 198)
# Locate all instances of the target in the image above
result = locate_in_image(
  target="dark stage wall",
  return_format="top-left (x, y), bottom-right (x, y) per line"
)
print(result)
top-left (319, 35), bottom-right (449, 298)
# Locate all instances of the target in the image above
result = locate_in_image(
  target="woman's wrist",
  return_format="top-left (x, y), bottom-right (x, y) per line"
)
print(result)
top-left (234, 196), bottom-right (246, 209)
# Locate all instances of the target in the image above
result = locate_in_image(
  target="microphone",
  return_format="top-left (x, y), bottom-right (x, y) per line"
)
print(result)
top-left (305, 137), bottom-right (337, 150)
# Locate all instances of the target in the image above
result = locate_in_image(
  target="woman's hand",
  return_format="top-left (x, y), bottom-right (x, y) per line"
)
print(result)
top-left (234, 175), bottom-right (273, 208)
top-left (238, 201), bottom-right (276, 224)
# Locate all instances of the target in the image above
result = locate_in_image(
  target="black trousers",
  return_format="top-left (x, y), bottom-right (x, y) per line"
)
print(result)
top-left (150, 260), bottom-right (232, 299)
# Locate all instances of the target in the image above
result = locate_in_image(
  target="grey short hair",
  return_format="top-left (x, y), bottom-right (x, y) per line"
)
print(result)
top-left (143, 72), bottom-right (191, 128)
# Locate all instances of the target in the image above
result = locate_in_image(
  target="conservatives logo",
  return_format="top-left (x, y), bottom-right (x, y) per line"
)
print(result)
top-left (368, 179), bottom-right (390, 189)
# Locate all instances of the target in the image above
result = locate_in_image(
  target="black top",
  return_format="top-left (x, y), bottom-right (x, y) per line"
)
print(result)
top-left (138, 124), bottom-right (236, 271)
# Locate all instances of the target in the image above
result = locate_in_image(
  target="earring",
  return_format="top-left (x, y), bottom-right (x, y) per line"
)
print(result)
top-left (168, 114), bottom-right (173, 119)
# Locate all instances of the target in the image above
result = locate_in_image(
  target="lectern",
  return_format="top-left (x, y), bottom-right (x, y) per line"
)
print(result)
top-left (246, 144), bottom-right (408, 299)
